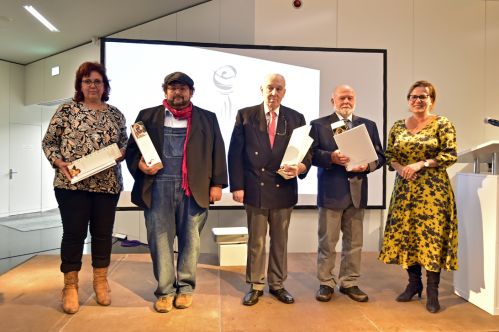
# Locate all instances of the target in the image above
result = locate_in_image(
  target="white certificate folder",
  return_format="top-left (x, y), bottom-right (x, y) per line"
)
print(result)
top-left (131, 121), bottom-right (163, 169)
top-left (280, 125), bottom-right (313, 166)
top-left (332, 123), bottom-right (378, 171)
top-left (69, 143), bottom-right (122, 184)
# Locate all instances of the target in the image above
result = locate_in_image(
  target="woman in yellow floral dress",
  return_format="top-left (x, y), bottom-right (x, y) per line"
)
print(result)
top-left (379, 80), bottom-right (458, 313)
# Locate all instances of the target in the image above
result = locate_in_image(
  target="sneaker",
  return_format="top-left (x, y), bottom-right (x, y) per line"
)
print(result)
top-left (154, 296), bottom-right (174, 313)
top-left (174, 293), bottom-right (193, 309)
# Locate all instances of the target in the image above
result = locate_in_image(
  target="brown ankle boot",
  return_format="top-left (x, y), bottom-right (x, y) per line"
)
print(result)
top-left (93, 267), bottom-right (111, 306)
top-left (62, 271), bottom-right (79, 314)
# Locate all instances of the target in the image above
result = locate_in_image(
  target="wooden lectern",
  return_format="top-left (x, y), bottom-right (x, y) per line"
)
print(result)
top-left (454, 140), bottom-right (499, 315)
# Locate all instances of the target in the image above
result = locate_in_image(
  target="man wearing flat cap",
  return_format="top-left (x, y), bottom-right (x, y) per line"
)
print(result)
top-left (126, 72), bottom-right (228, 313)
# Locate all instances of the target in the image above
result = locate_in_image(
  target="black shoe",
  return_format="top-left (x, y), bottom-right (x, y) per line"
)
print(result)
top-left (269, 288), bottom-right (294, 304)
top-left (426, 271), bottom-right (441, 313)
top-left (426, 295), bottom-right (440, 313)
top-left (396, 283), bottom-right (423, 302)
top-left (315, 285), bottom-right (334, 302)
top-left (242, 289), bottom-right (263, 306)
top-left (339, 286), bottom-right (369, 302)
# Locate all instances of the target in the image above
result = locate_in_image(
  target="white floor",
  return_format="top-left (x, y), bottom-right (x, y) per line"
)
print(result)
top-left (0, 210), bottom-right (75, 275)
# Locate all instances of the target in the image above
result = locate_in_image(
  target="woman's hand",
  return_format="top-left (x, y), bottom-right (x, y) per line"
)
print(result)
top-left (54, 159), bottom-right (72, 181)
top-left (115, 148), bottom-right (126, 163)
top-left (397, 161), bottom-right (424, 181)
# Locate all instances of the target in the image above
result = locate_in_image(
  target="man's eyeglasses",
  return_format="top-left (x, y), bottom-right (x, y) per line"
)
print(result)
top-left (167, 85), bottom-right (189, 92)
top-left (408, 94), bottom-right (429, 101)
top-left (276, 118), bottom-right (287, 136)
top-left (82, 79), bottom-right (103, 86)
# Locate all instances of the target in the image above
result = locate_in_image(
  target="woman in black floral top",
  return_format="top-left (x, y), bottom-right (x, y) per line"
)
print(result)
top-left (42, 62), bottom-right (127, 314)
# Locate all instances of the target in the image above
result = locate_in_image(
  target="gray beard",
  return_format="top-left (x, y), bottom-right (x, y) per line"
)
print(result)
top-left (334, 106), bottom-right (354, 117)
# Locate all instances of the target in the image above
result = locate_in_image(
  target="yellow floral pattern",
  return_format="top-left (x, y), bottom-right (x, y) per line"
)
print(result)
top-left (379, 116), bottom-right (458, 272)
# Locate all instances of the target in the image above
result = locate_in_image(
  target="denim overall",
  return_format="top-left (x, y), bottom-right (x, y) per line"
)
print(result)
top-left (144, 126), bottom-right (208, 297)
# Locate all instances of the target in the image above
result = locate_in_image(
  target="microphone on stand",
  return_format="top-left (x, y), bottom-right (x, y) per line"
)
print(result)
top-left (484, 117), bottom-right (499, 127)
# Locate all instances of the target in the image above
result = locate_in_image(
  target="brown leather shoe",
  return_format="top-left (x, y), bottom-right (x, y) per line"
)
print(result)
top-left (154, 296), bottom-right (174, 313)
top-left (174, 293), bottom-right (193, 309)
top-left (242, 289), bottom-right (263, 306)
top-left (269, 288), bottom-right (294, 304)
top-left (316, 285), bottom-right (334, 302)
top-left (339, 286), bottom-right (369, 302)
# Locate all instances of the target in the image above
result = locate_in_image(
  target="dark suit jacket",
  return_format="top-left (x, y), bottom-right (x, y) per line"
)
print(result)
top-left (228, 103), bottom-right (311, 209)
top-left (126, 105), bottom-right (228, 209)
top-left (310, 113), bottom-right (385, 209)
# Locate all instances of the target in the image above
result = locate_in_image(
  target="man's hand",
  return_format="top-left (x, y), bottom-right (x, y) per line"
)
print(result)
top-left (232, 190), bottom-right (244, 203)
top-left (349, 164), bottom-right (368, 173)
top-left (54, 159), bottom-right (72, 181)
top-left (138, 156), bottom-right (162, 176)
top-left (277, 163), bottom-right (304, 180)
top-left (210, 186), bottom-right (222, 202)
top-left (331, 149), bottom-right (350, 166)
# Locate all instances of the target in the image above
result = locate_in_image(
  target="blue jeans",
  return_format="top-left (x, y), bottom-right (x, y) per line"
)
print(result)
top-left (144, 176), bottom-right (208, 297)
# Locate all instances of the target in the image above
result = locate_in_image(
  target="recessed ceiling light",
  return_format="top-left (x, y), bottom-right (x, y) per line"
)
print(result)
top-left (23, 5), bottom-right (59, 32)
top-left (51, 66), bottom-right (60, 76)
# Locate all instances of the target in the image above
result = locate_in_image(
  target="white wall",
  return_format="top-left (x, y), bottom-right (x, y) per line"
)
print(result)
top-left (0, 61), bottom-right (11, 217)
top-left (23, 43), bottom-right (100, 212)
top-left (6, 0), bottom-right (499, 252)
top-left (41, 106), bottom-right (58, 211)
top-left (485, 1), bottom-right (499, 142)
top-left (25, 43), bottom-right (99, 105)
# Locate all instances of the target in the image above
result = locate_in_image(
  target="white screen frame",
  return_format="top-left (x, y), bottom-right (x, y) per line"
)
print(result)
top-left (102, 38), bottom-right (387, 209)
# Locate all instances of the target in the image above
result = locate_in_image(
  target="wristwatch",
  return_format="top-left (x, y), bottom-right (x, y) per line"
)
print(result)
top-left (423, 160), bottom-right (430, 168)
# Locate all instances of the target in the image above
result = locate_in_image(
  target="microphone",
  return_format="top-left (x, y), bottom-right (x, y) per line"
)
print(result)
top-left (484, 117), bottom-right (499, 127)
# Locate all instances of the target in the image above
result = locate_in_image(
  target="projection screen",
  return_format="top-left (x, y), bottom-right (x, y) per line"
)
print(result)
top-left (102, 38), bottom-right (386, 208)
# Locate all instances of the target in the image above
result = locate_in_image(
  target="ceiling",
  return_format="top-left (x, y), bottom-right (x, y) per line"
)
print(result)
top-left (0, 0), bottom-right (210, 65)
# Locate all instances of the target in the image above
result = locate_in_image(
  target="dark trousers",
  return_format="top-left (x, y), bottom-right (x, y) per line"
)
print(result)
top-left (55, 188), bottom-right (120, 273)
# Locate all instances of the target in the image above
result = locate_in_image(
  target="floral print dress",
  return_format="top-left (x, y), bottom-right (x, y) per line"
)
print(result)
top-left (42, 101), bottom-right (127, 194)
top-left (378, 115), bottom-right (458, 272)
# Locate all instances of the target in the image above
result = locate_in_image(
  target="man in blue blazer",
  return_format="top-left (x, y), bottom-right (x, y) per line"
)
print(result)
top-left (228, 73), bottom-right (311, 306)
top-left (126, 72), bottom-right (227, 313)
top-left (310, 85), bottom-right (385, 303)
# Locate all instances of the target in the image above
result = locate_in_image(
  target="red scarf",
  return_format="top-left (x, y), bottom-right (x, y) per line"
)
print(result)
top-left (162, 99), bottom-right (193, 197)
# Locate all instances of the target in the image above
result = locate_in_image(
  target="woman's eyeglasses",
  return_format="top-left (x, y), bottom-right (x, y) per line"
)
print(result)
top-left (408, 94), bottom-right (429, 101)
top-left (82, 79), bottom-right (103, 86)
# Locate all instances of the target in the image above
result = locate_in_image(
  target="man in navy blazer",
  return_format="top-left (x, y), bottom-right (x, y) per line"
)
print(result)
top-left (310, 84), bottom-right (385, 303)
top-left (126, 72), bottom-right (227, 313)
top-left (228, 73), bottom-right (311, 306)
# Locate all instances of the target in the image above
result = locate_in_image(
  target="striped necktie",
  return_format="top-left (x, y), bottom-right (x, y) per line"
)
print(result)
top-left (344, 119), bottom-right (352, 129)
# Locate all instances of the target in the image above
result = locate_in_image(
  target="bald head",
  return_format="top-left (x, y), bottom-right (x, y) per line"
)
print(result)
top-left (262, 73), bottom-right (286, 87)
top-left (331, 84), bottom-right (356, 118)
top-left (261, 73), bottom-right (286, 111)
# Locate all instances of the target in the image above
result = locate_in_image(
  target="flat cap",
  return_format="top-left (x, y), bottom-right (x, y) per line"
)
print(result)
top-left (163, 71), bottom-right (194, 90)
